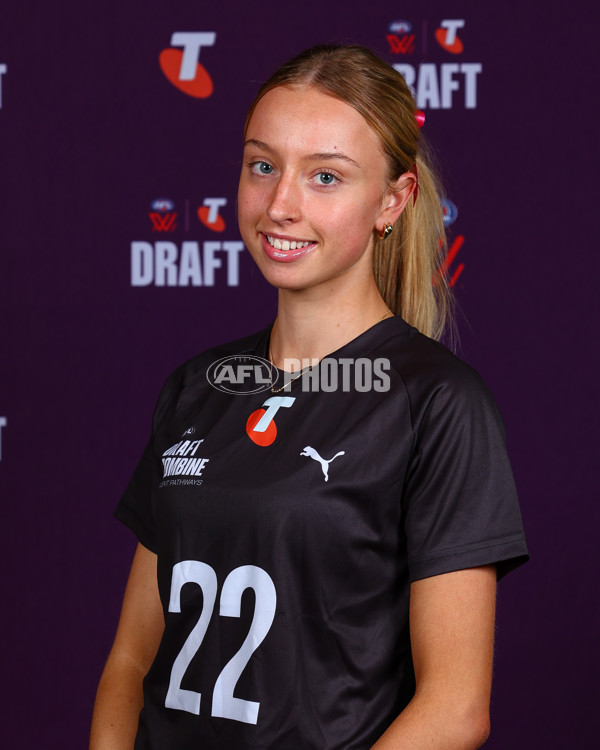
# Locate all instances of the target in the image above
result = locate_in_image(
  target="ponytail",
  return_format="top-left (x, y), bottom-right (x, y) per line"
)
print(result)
top-left (373, 145), bottom-right (451, 340)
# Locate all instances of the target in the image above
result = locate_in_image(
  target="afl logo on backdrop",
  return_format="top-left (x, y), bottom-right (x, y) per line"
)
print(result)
top-left (441, 199), bottom-right (458, 227)
top-left (388, 21), bottom-right (412, 34)
top-left (151, 198), bottom-right (175, 212)
top-left (159, 32), bottom-right (216, 98)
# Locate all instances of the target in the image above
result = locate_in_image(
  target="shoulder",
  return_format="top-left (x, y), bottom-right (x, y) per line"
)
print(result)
top-left (151, 325), bottom-right (271, 425)
top-left (379, 317), bottom-right (484, 389)
top-left (374, 318), bottom-right (503, 436)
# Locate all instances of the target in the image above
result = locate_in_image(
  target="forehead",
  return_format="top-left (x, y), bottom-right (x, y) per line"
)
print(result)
top-left (246, 85), bottom-right (383, 161)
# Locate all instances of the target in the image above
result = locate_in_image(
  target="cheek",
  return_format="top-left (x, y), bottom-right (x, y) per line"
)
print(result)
top-left (237, 190), bottom-right (266, 258)
top-left (321, 197), bottom-right (380, 239)
top-left (237, 179), bottom-right (249, 209)
top-left (238, 180), bottom-right (265, 221)
top-left (237, 190), bottom-right (256, 231)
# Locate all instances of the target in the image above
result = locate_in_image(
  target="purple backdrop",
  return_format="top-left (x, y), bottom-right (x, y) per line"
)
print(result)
top-left (1, 1), bottom-right (597, 746)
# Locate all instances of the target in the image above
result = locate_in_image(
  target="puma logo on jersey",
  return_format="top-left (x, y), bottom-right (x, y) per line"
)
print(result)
top-left (300, 446), bottom-right (345, 482)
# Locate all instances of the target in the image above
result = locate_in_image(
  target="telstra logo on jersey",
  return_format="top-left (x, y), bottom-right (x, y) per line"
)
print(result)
top-left (246, 397), bottom-right (295, 446)
top-left (435, 19), bottom-right (465, 54)
top-left (160, 32), bottom-right (216, 98)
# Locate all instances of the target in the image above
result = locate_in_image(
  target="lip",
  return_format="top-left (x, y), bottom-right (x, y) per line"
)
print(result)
top-left (260, 233), bottom-right (316, 263)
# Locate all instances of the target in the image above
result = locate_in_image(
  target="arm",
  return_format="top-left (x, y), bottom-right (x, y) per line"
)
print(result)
top-left (89, 543), bottom-right (164, 750)
top-left (371, 565), bottom-right (496, 750)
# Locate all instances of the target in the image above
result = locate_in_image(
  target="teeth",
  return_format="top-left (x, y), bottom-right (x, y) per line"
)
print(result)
top-left (266, 235), bottom-right (312, 250)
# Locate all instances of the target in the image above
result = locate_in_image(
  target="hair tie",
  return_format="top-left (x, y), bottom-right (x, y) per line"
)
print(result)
top-left (411, 111), bottom-right (424, 206)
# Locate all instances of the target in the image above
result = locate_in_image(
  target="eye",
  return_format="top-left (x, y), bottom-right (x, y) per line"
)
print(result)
top-left (249, 161), bottom-right (274, 175)
top-left (313, 171), bottom-right (339, 186)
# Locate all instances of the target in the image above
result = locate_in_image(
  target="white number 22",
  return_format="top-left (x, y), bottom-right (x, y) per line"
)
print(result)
top-left (165, 561), bottom-right (277, 725)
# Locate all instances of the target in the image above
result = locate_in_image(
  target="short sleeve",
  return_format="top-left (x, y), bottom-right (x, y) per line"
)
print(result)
top-left (113, 366), bottom-right (184, 552)
top-left (114, 439), bottom-right (160, 552)
top-left (403, 369), bottom-right (528, 582)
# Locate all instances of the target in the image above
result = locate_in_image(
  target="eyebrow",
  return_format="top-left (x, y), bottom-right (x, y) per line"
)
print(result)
top-left (243, 139), bottom-right (361, 168)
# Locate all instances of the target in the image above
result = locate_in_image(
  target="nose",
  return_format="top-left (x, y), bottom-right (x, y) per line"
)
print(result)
top-left (266, 174), bottom-right (300, 224)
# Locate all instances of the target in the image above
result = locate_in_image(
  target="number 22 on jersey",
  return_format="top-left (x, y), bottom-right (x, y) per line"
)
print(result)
top-left (165, 561), bottom-right (277, 725)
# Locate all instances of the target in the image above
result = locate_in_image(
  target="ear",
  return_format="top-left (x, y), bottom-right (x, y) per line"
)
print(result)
top-left (375, 171), bottom-right (417, 234)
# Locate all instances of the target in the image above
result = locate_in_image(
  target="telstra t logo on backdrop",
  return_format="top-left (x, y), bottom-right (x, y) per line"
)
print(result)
top-left (198, 198), bottom-right (227, 232)
top-left (159, 32), bottom-right (216, 98)
top-left (435, 20), bottom-right (465, 54)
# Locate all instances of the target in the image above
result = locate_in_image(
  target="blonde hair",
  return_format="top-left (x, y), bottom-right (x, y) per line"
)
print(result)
top-left (245, 45), bottom-right (452, 341)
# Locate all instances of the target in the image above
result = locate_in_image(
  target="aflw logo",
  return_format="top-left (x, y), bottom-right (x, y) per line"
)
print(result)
top-left (159, 32), bottom-right (216, 98)
top-left (150, 198), bottom-right (177, 232)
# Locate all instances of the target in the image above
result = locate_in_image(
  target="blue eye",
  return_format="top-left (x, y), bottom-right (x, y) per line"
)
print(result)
top-left (250, 161), bottom-right (273, 175)
top-left (315, 172), bottom-right (338, 186)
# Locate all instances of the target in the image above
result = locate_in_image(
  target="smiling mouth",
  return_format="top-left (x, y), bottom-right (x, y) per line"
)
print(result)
top-left (265, 234), bottom-right (315, 251)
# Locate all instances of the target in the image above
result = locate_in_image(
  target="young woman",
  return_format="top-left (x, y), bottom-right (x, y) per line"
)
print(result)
top-left (90, 45), bottom-right (528, 750)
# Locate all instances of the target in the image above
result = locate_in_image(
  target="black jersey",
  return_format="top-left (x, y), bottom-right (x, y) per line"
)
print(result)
top-left (116, 316), bottom-right (528, 750)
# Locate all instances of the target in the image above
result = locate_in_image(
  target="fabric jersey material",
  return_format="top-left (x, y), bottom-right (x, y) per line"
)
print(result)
top-left (115, 316), bottom-right (528, 750)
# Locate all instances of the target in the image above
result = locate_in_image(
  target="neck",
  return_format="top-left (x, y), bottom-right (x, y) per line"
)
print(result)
top-left (270, 278), bottom-right (390, 370)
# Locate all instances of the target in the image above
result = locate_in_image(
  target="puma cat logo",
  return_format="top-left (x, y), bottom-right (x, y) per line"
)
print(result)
top-left (300, 446), bottom-right (345, 482)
